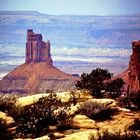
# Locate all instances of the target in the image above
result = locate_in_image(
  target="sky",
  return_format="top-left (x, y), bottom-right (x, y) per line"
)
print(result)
top-left (0, 0), bottom-right (140, 15)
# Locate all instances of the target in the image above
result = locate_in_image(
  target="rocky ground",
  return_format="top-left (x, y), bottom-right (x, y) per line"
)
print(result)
top-left (0, 91), bottom-right (140, 140)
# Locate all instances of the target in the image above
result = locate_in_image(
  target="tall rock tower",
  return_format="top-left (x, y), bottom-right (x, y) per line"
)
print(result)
top-left (26, 29), bottom-right (52, 65)
top-left (128, 40), bottom-right (140, 92)
top-left (0, 29), bottom-right (78, 94)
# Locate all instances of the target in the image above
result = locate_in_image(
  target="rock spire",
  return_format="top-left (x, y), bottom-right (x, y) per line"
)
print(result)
top-left (26, 29), bottom-right (52, 65)
top-left (0, 29), bottom-right (78, 94)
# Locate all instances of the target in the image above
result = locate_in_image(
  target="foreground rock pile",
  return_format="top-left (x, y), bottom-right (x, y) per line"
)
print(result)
top-left (0, 92), bottom-right (139, 140)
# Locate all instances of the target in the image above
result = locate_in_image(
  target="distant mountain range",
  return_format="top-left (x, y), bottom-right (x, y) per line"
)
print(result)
top-left (0, 11), bottom-right (140, 45)
top-left (1, 11), bottom-right (140, 27)
top-left (0, 11), bottom-right (140, 75)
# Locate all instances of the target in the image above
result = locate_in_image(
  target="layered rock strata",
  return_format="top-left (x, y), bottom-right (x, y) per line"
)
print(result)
top-left (127, 41), bottom-right (140, 92)
top-left (26, 29), bottom-right (52, 65)
top-left (0, 30), bottom-right (78, 94)
top-left (118, 40), bottom-right (140, 93)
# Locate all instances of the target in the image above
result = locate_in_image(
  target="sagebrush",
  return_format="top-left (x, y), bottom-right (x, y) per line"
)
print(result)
top-left (77, 100), bottom-right (117, 121)
top-left (15, 93), bottom-right (72, 138)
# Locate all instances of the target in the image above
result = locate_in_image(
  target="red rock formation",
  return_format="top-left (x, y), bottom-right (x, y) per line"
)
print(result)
top-left (0, 30), bottom-right (78, 94)
top-left (127, 40), bottom-right (140, 92)
top-left (118, 40), bottom-right (140, 93)
top-left (26, 29), bottom-right (52, 65)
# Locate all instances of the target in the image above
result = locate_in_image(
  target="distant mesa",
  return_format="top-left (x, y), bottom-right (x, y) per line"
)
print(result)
top-left (118, 40), bottom-right (140, 93)
top-left (0, 30), bottom-right (78, 94)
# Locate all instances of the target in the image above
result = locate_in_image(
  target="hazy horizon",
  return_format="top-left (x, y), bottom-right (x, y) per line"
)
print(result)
top-left (0, 0), bottom-right (140, 15)
top-left (1, 10), bottom-right (140, 16)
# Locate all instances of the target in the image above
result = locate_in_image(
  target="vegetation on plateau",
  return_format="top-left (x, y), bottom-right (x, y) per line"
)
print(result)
top-left (76, 68), bottom-right (124, 98)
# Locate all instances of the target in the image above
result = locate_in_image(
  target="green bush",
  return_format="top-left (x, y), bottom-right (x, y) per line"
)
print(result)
top-left (89, 130), bottom-right (140, 140)
top-left (76, 68), bottom-right (112, 98)
top-left (105, 78), bottom-right (125, 99)
top-left (15, 93), bottom-right (72, 138)
top-left (76, 68), bottom-right (124, 98)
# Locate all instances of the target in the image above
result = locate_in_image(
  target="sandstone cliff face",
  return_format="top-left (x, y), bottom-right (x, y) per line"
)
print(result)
top-left (127, 41), bottom-right (140, 92)
top-left (26, 29), bottom-right (52, 65)
top-left (118, 40), bottom-right (140, 93)
top-left (0, 30), bottom-right (78, 94)
top-left (0, 63), bottom-right (78, 93)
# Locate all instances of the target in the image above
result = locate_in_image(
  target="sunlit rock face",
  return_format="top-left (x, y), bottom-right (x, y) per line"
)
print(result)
top-left (127, 40), bottom-right (140, 92)
top-left (26, 29), bottom-right (52, 65)
top-left (117, 40), bottom-right (140, 93)
top-left (0, 30), bottom-right (78, 94)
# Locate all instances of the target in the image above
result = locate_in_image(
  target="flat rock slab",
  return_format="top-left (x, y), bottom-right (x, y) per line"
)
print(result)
top-left (58, 129), bottom-right (97, 140)
top-left (14, 135), bottom-right (50, 140)
top-left (72, 115), bottom-right (97, 129)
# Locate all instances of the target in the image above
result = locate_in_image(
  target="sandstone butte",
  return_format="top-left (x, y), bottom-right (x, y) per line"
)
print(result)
top-left (117, 40), bottom-right (140, 93)
top-left (0, 29), bottom-right (79, 94)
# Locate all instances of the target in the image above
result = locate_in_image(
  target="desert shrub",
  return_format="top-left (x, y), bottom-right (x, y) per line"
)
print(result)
top-left (15, 93), bottom-right (72, 138)
top-left (0, 94), bottom-right (21, 120)
top-left (77, 100), bottom-right (117, 121)
top-left (0, 118), bottom-right (13, 140)
top-left (76, 68), bottom-right (112, 98)
top-left (77, 101), bottom-right (107, 116)
top-left (76, 68), bottom-right (124, 98)
top-left (117, 96), bottom-right (134, 110)
top-left (117, 91), bottom-right (140, 110)
top-left (68, 91), bottom-right (80, 105)
top-left (56, 107), bottom-right (73, 131)
top-left (89, 130), bottom-right (140, 140)
top-left (129, 118), bottom-right (140, 131)
top-left (92, 108), bottom-right (117, 121)
top-left (105, 78), bottom-right (125, 99)
top-left (0, 94), bottom-right (18, 113)
top-left (130, 92), bottom-right (140, 110)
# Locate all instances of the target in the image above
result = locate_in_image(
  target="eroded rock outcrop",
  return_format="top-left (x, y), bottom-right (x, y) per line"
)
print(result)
top-left (127, 41), bottom-right (140, 92)
top-left (118, 40), bottom-right (140, 93)
top-left (26, 29), bottom-right (52, 65)
top-left (0, 30), bottom-right (78, 94)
